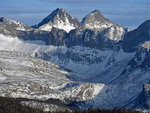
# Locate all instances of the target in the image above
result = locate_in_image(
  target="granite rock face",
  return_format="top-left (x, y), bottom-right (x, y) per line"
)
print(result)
top-left (122, 20), bottom-right (150, 52)
top-left (136, 83), bottom-right (150, 110)
top-left (0, 17), bottom-right (32, 37)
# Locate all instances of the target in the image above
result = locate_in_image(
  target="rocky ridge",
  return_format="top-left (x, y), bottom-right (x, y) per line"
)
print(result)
top-left (0, 8), bottom-right (150, 112)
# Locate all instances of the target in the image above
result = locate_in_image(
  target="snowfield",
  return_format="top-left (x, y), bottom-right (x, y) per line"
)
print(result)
top-left (0, 50), bottom-right (104, 105)
top-left (0, 34), bottom-right (149, 111)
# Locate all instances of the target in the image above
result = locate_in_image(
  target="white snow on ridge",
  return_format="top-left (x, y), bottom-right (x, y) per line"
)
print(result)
top-left (85, 21), bottom-right (112, 29)
top-left (142, 41), bottom-right (150, 49)
top-left (105, 25), bottom-right (125, 41)
top-left (53, 19), bottom-right (75, 33)
top-left (39, 24), bottom-right (52, 31)
top-left (0, 75), bottom-right (7, 81)
top-left (0, 34), bottom-right (57, 53)
top-left (39, 20), bottom-right (75, 33)
top-left (8, 19), bottom-right (28, 31)
top-left (0, 34), bottom-right (147, 110)
top-left (0, 34), bottom-right (134, 82)
top-left (39, 14), bottom-right (75, 33)
top-left (16, 25), bottom-right (26, 31)
top-left (0, 50), bottom-right (107, 105)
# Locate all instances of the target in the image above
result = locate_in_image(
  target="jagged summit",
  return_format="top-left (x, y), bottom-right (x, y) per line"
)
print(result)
top-left (0, 17), bottom-right (18, 23)
top-left (0, 9), bottom-right (126, 43)
top-left (81, 9), bottom-right (104, 23)
top-left (140, 20), bottom-right (150, 25)
top-left (90, 9), bottom-right (101, 14)
top-left (0, 17), bottom-right (17, 24)
top-left (0, 17), bottom-right (7, 22)
top-left (137, 20), bottom-right (150, 30)
top-left (0, 17), bottom-right (31, 37)
top-left (81, 9), bottom-right (126, 41)
top-left (54, 8), bottom-right (66, 14)
top-left (37, 8), bottom-right (67, 26)
top-left (81, 9), bottom-right (113, 30)
top-left (33, 8), bottom-right (126, 41)
top-left (35, 8), bottom-right (80, 33)
top-left (122, 20), bottom-right (150, 52)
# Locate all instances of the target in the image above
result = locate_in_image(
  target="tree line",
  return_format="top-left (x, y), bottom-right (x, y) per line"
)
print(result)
top-left (0, 96), bottom-right (143, 113)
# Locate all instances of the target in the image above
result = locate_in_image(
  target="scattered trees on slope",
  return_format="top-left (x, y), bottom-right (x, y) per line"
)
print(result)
top-left (0, 96), bottom-right (142, 113)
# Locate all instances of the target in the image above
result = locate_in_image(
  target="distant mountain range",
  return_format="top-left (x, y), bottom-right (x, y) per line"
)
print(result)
top-left (0, 8), bottom-right (150, 112)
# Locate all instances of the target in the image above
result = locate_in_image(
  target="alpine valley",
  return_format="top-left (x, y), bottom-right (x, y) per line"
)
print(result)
top-left (0, 8), bottom-right (150, 112)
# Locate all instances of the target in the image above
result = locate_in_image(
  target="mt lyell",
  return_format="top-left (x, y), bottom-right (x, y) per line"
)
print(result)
top-left (0, 8), bottom-right (150, 112)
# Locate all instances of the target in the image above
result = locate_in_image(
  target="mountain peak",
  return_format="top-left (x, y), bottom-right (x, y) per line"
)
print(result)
top-left (142, 20), bottom-right (150, 24)
top-left (0, 17), bottom-right (8, 22)
top-left (83, 9), bottom-right (103, 20)
top-left (86, 9), bottom-right (103, 18)
top-left (51, 8), bottom-right (66, 17)
top-left (36, 8), bottom-right (68, 27)
top-left (55, 8), bottom-right (65, 12)
top-left (138, 20), bottom-right (150, 29)
top-left (91, 9), bottom-right (101, 14)
top-left (0, 17), bottom-right (19, 24)
top-left (81, 9), bottom-right (112, 30)
top-left (35, 8), bottom-right (80, 33)
top-left (122, 20), bottom-right (150, 52)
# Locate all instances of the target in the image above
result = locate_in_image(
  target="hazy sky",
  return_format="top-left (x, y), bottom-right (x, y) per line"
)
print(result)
top-left (0, 0), bottom-right (150, 30)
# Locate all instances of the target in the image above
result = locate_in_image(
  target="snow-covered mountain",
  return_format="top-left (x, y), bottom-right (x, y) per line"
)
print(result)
top-left (0, 17), bottom-right (32, 37)
top-left (81, 10), bottom-right (126, 41)
top-left (0, 17), bottom-right (32, 31)
top-left (33, 8), bottom-right (80, 33)
top-left (0, 8), bottom-right (150, 112)
top-left (0, 8), bottom-right (126, 48)
top-left (81, 10), bottom-right (112, 30)
top-left (33, 8), bottom-right (126, 42)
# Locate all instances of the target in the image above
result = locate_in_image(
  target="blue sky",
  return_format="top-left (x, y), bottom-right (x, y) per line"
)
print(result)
top-left (0, 0), bottom-right (150, 30)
